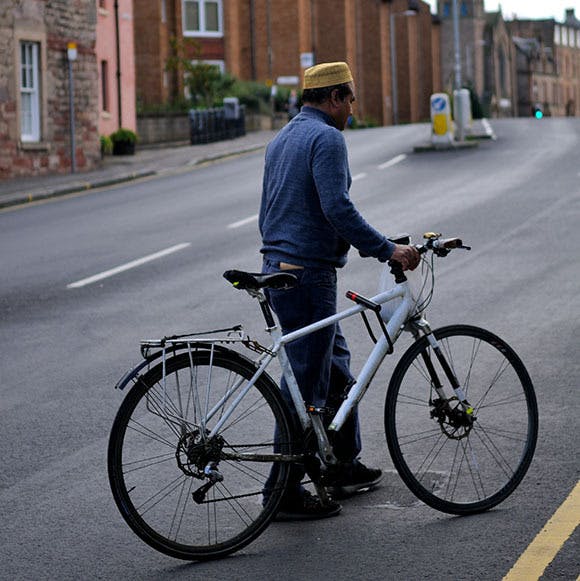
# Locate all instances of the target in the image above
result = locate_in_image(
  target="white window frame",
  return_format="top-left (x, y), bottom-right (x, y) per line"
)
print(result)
top-left (182, 0), bottom-right (223, 38)
top-left (20, 41), bottom-right (41, 142)
top-left (192, 58), bottom-right (225, 73)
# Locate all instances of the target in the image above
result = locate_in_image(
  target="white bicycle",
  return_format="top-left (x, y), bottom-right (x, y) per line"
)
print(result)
top-left (108, 233), bottom-right (538, 560)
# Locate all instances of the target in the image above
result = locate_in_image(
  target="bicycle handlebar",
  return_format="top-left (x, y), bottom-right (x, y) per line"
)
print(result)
top-left (416, 234), bottom-right (471, 257)
top-left (385, 233), bottom-right (470, 283)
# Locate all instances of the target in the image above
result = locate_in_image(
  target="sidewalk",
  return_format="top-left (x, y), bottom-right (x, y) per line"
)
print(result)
top-left (0, 130), bottom-right (277, 210)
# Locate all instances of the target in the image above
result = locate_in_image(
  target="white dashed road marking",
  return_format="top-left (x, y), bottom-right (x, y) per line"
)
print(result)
top-left (67, 243), bottom-right (191, 288)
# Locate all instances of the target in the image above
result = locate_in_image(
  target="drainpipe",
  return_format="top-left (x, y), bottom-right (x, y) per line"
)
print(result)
top-left (266, 0), bottom-right (272, 80)
top-left (114, 0), bottom-right (122, 128)
top-left (250, 0), bottom-right (256, 80)
top-left (311, 0), bottom-right (316, 64)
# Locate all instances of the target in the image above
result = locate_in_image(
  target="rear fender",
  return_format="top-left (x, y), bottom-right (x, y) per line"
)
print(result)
top-left (114, 342), bottom-right (231, 390)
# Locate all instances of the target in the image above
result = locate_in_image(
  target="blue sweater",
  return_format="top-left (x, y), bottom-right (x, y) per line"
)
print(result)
top-left (259, 107), bottom-right (395, 269)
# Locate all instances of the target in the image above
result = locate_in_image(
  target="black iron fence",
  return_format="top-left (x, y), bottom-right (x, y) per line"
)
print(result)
top-left (189, 104), bottom-right (246, 145)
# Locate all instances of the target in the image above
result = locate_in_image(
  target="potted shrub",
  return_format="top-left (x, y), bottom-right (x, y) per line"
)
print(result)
top-left (110, 128), bottom-right (138, 155)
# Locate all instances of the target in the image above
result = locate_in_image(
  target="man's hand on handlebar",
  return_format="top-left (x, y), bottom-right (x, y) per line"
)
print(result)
top-left (390, 244), bottom-right (421, 271)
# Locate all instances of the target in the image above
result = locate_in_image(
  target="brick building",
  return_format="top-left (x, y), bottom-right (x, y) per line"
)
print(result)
top-left (95, 0), bottom-right (137, 136)
top-left (509, 9), bottom-right (580, 117)
top-left (436, 1), bottom-right (579, 119)
top-left (134, 0), bottom-right (442, 126)
top-left (0, 0), bottom-right (101, 180)
top-left (436, 0), bottom-right (517, 117)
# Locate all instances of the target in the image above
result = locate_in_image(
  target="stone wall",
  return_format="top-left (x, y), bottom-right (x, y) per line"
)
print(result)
top-left (136, 111), bottom-right (285, 145)
top-left (137, 113), bottom-right (190, 145)
top-left (0, 0), bottom-right (100, 180)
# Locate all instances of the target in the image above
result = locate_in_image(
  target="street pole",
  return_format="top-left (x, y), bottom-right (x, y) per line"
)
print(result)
top-left (452, 0), bottom-right (464, 141)
top-left (67, 42), bottom-right (77, 174)
top-left (266, 0), bottom-right (275, 128)
top-left (390, 12), bottom-right (398, 126)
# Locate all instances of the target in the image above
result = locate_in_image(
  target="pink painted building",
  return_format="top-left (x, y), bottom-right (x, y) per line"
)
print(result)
top-left (95, 0), bottom-right (136, 136)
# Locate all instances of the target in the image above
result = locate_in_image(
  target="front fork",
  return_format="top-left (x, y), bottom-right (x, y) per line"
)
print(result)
top-left (411, 319), bottom-right (475, 418)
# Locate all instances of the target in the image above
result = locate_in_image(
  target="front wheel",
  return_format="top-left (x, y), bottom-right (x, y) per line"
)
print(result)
top-left (108, 347), bottom-right (294, 560)
top-left (385, 325), bottom-right (538, 515)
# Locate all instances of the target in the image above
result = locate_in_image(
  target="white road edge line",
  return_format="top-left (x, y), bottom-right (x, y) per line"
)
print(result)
top-left (352, 172), bottom-right (367, 181)
top-left (227, 214), bottom-right (259, 229)
top-left (67, 242), bottom-right (191, 289)
top-left (378, 154), bottom-right (407, 170)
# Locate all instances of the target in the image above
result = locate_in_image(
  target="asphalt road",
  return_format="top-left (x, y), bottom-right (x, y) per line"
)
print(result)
top-left (1, 118), bottom-right (578, 580)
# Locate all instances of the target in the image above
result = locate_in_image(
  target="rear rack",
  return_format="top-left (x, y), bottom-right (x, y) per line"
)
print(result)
top-left (140, 325), bottom-right (245, 358)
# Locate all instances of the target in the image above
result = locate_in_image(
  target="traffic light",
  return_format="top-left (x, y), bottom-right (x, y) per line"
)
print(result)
top-left (532, 103), bottom-right (543, 119)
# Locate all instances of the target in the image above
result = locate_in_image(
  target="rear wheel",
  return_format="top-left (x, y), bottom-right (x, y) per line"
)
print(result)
top-left (385, 325), bottom-right (538, 515)
top-left (108, 347), bottom-right (294, 560)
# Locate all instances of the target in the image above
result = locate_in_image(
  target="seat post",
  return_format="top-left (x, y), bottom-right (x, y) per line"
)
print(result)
top-left (258, 295), bottom-right (277, 330)
top-left (248, 289), bottom-right (276, 330)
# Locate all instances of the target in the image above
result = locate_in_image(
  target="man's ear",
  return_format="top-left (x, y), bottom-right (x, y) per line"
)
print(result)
top-left (329, 88), bottom-right (340, 107)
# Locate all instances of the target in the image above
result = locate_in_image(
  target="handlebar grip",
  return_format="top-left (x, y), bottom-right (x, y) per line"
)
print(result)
top-left (435, 237), bottom-right (463, 249)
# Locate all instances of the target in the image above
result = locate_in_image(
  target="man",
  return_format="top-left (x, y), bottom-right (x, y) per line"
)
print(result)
top-left (260, 62), bottom-right (420, 520)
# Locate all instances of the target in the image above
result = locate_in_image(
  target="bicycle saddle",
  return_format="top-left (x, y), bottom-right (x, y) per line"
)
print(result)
top-left (223, 270), bottom-right (298, 291)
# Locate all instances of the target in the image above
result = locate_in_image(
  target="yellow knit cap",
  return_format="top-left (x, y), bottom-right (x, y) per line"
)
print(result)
top-left (303, 62), bottom-right (353, 89)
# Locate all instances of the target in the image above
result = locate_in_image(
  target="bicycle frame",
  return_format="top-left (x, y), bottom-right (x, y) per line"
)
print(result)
top-left (207, 275), bottom-right (417, 449)
top-left (275, 281), bottom-right (416, 433)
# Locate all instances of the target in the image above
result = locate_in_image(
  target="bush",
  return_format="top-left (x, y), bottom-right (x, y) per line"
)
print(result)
top-left (347, 116), bottom-right (379, 129)
top-left (100, 135), bottom-right (113, 156)
top-left (163, 37), bottom-right (301, 115)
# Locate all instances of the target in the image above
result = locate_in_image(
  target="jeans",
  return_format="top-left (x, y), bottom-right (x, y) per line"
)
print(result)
top-left (262, 258), bottom-right (362, 500)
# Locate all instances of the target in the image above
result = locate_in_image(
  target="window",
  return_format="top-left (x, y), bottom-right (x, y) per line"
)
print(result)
top-left (183, 0), bottom-right (222, 36)
top-left (554, 25), bottom-right (560, 45)
top-left (192, 59), bottom-right (224, 73)
top-left (101, 60), bottom-right (109, 112)
top-left (443, 2), bottom-right (450, 17)
top-left (20, 41), bottom-right (41, 142)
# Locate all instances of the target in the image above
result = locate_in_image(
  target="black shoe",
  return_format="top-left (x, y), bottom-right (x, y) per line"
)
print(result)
top-left (326, 460), bottom-right (383, 499)
top-left (273, 490), bottom-right (342, 521)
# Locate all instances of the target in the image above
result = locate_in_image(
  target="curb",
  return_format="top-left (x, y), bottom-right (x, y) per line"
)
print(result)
top-left (413, 140), bottom-right (479, 153)
top-left (0, 170), bottom-right (156, 210)
top-left (0, 143), bottom-right (268, 211)
top-left (193, 144), bottom-right (267, 166)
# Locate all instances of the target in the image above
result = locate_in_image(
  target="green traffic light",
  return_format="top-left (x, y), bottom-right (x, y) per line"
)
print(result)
top-left (535, 110), bottom-right (543, 119)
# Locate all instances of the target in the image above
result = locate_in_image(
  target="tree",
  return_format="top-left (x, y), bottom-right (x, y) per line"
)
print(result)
top-left (166, 37), bottom-right (234, 108)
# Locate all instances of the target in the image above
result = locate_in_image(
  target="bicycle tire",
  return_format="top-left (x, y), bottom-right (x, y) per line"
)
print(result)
top-left (385, 325), bottom-right (538, 515)
top-left (108, 347), bottom-right (294, 560)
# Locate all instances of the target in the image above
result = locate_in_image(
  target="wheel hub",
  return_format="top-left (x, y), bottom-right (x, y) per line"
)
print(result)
top-left (176, 429), bottom-right (225, 478)
top-left (430, 397), bottom-right (474, 440)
